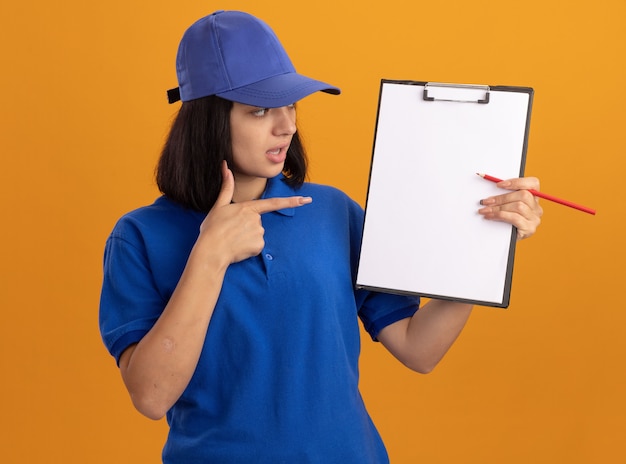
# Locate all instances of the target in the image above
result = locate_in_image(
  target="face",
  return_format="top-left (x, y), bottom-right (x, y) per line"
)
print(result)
top-left (229, 102), bottom-right (297, 199)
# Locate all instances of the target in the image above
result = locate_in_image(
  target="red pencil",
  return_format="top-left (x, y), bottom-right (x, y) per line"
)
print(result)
top-left (477, 173), bottom-right (596, 215)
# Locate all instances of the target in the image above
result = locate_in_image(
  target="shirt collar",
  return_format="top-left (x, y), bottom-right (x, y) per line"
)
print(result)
top-left (260, 174), bottom-right (298, 217)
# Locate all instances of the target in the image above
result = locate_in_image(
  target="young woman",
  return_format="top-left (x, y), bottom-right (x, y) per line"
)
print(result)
top-left (99, 10), bottom-right (543, 463)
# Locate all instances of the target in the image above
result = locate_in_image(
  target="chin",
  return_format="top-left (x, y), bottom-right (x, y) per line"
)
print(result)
top-left (267, 163), bottom-right (286, 178)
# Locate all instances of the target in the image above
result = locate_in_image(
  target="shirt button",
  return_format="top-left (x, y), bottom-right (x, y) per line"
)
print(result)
top-left (265, 253), bottom-right (274, 260)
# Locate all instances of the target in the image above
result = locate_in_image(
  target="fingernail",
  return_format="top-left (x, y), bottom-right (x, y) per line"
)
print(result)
top-left (499, 180), bottom-right (512, 188)
top-left (480, 198), bottom-right (495, 206)
top-left (299, 196), bottom-right (313, 205)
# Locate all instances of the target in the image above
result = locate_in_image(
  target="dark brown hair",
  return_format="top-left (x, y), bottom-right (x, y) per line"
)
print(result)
top-left (156, 95), bottom-right (307, 213)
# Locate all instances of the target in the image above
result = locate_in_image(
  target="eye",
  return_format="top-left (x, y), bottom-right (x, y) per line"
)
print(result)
top-left (252, 107), bottom-right (269, 117)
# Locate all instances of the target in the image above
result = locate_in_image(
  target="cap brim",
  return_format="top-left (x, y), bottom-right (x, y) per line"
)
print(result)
top-left (216, 72), bottom-right (340, 108)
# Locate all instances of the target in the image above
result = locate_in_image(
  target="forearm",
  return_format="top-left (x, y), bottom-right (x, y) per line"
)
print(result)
top-left (378, 299), bottom-right (473, 374)
top-left (119, 242), bottom-right (228, 420)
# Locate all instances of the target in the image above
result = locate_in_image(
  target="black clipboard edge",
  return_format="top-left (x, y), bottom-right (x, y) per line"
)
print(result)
top-left (492, 84), bottom-right (534, 310)
top-left (355, 283), bottom-right (510, 309)
top-left (357, 79), bottom-right (534, 309)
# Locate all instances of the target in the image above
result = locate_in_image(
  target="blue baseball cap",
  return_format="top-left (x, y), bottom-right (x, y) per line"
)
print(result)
top-left (167, 10), bottom-right (341, 107)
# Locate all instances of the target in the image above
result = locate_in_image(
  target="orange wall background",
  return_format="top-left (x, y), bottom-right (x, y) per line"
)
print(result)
top-left (1, 1), bottom-right (624, 462)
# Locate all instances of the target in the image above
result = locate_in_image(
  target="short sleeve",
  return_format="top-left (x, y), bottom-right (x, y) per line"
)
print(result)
top-left (99, 220), bottom-right (166, 365)
top-left (357, 289), bottom-right (420, 341)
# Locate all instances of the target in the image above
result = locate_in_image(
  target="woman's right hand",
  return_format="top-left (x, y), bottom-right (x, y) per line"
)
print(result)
top-left (198, 162), bottom-right (312, 265)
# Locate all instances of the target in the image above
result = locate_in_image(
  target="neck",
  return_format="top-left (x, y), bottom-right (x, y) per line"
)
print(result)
top-left (232, 175), bottom-right (268, 203)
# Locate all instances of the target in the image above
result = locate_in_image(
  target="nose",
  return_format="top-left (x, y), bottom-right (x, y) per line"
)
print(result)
top-left (272, 106), bottom-right (297, 136)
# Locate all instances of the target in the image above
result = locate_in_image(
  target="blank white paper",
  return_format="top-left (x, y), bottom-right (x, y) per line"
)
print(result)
top-left (356, 81), bottom-right (532, 307)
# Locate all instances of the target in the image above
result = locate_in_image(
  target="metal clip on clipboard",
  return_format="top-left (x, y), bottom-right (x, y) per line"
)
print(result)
top-left (423, 82), bottom-right (490, 104)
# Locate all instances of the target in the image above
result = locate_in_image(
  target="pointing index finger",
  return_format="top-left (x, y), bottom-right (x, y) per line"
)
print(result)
top-left (248, 196), bottom-right (313, 214)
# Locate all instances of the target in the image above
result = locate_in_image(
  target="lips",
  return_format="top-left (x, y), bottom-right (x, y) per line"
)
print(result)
top-left (266, 144), bottom-right (288, 163)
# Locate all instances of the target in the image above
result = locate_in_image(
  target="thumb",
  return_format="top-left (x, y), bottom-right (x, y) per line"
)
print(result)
top-left (214, 161), bottom-right (234, 207)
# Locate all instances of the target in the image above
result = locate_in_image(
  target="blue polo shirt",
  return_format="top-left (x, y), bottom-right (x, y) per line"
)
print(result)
top-left (99, 174), bottom-right (420, 463)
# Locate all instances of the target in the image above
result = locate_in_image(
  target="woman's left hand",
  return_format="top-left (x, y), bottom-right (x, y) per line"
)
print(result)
top-left (478, 177), bottom-right (543, 240)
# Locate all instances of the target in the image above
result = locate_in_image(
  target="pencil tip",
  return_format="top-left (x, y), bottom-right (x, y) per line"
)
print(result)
top-left (476, 172), bottom-right (484, 177)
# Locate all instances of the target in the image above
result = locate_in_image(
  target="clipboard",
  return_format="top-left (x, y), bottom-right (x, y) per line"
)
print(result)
top-left (356, 80), bottom-right (534, 308)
